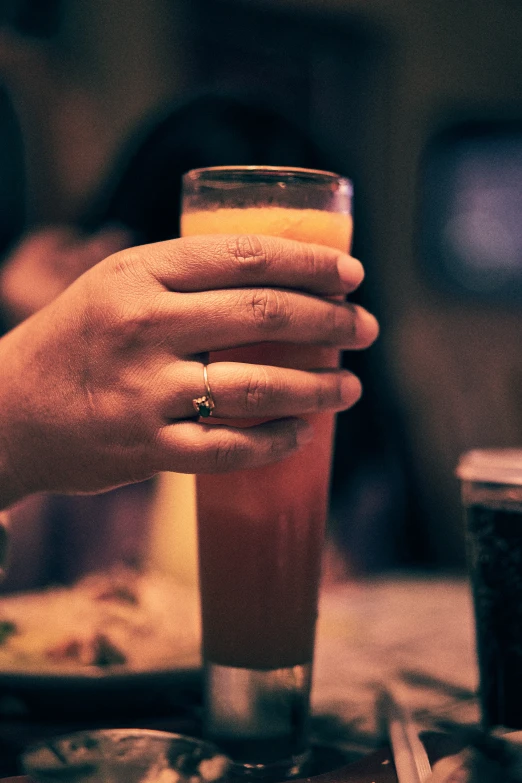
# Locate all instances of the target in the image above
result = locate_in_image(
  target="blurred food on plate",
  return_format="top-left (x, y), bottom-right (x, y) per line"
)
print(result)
top-left (0, 566), bottom-right (200, 674)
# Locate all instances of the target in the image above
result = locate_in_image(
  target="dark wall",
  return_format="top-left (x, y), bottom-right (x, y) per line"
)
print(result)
top-left (194, 0), bottom-right (522, 569)
top-left (3, 0), bottom-right (521, 570)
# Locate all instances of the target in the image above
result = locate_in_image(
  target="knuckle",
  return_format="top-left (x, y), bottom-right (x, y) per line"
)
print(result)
top-left (107, 247), bottom-right (145, 280)
top-left (211, 433), bottom-right (244, 472)
top-left (309, 374), bottom-right (343, 412)
top-left (111, 309), bottom-right (147, 349)
top-left (330, 374), bottom-right (346, 408)
top-left (313, 377), bottom-right (331, 411)
top-left (301, 242), bottom-right (320, 277)
top-left (244, 288), bottom-right (291, 332)
top-left (244, 368), bottom-right (273, 413)
top-left (227, 235), bottom-right (271, 274)
top-left (344, 303), bottom-right (359, 342)
top-left (104, 293), bottom-right (165, 353)
top-left (269, 427), bottom-right (297, 459)
top-left (325, 301), bottom-right (354, 344)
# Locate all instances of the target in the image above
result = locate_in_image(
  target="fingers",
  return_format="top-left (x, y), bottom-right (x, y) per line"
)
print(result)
top-left (162, 362), bottom-right (362, 420)
top-left (156, 417), bottom-right (314, 474)
top-left (145, 234), bottom-right (365, 296)
top-left (162, 288), bottom-right (379, 354)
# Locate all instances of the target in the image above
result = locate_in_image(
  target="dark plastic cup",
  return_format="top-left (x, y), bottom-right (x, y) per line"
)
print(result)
top-left (457, 449), bottom-right (522, 731)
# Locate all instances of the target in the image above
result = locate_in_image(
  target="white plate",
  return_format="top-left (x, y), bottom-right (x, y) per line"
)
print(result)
top-left (0, 569), bottom-right (202, 714)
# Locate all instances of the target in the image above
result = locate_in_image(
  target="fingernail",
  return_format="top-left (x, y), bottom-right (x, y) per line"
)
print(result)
top-left (358, 309), bottom-right (380, 343)
top-left (341, 373), bottom-right (363, 405)
top-left (296, 420), bottom-right (314, 447)
top-left (337, 254), bottom-right (364, 292)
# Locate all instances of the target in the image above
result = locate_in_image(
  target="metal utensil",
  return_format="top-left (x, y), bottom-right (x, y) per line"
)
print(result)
top-left (22, 729), bottom-right (231, 783)
top-left (380, 688), bottom-right (433, 783)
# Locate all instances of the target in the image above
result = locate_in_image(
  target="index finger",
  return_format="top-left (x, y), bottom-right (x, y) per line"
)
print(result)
top-left (142, 234), bottom-right (365, 296)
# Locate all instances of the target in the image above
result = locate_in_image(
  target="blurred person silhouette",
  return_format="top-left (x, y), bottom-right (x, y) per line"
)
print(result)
top-left (0, 0), bottom-right (209, 587)
top-left (0, 0), bottom-right (368, 589)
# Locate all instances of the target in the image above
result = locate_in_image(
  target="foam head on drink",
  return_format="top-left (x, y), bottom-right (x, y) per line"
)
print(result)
top-left (182, 205), bottom-right (352, 672)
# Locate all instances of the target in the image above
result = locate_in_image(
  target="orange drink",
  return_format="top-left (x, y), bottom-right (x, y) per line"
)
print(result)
top-left (181, 206), bottom-right (351, 248)
top-left (181, 167), bottom-right (352, 776)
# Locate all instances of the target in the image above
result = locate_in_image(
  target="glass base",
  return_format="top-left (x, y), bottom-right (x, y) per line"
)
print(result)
top-left (228, 750), bottom-right (311, 780)
top-left (203, 661), bottom-right (312, 779)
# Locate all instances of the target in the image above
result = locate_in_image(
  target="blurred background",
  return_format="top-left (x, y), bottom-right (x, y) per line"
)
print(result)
top-left (0, 0), bottom-right (521, 585)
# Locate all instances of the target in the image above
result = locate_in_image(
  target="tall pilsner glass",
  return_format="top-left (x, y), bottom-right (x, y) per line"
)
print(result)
top-left (181, 167), bottom-right (353, 778)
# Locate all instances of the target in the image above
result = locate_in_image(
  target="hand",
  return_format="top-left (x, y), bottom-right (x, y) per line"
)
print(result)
top-left (0, 234), bottom-right (378, 506)
top-left (0, 225), bottom-right (132, 325)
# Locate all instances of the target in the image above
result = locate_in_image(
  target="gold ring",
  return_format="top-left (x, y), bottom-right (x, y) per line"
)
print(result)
top-left (192, 364), bottom-right (215, 418)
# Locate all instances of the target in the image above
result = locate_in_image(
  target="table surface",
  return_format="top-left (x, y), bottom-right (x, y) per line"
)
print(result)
top-left (313, 574), bottom-right (478, 751)
top-left (0, 574), bottom-right (480, 782)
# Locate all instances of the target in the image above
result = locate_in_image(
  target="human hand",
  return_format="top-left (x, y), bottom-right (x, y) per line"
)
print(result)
top-left (0, 225), bottom-right (132, 325)
top-left (0, 234), bottom-right (378, 506)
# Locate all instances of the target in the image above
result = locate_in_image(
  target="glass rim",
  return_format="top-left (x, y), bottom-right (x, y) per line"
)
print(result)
top-left (183, 165), bottom-right (353, 191)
